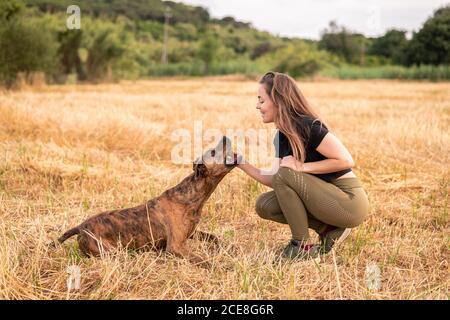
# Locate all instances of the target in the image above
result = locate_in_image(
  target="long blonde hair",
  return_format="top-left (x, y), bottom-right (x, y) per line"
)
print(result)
top-left (259, 71), bottom-right (327, 163)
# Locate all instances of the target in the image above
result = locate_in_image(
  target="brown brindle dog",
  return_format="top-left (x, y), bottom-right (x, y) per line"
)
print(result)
top-left (56, 136), bottom-right (240, 266)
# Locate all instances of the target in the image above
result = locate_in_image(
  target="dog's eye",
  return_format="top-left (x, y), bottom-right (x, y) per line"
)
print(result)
top-left (210, 150), bottom-right (216, 157)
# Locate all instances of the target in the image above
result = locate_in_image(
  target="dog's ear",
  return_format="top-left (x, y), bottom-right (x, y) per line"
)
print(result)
top-left (193, 163), bottom-right (206, 178)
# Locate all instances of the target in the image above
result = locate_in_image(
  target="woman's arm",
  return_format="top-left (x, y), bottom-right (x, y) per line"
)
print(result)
top-left (280, 132), bottom-right (355, 174)
top-left (307, 132), bottom-right (354, 173)
top-left (302, 158), bottom-right (354, 174)
top-left (237, 158), bottom-right (280, 188)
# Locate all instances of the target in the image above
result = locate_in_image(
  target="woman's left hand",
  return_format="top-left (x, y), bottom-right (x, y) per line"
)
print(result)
top-left (280, 156), bottom-right (303, 171)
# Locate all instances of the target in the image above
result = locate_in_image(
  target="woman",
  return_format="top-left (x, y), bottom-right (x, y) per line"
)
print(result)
top-left (238, 71), bottom-right (370, 261)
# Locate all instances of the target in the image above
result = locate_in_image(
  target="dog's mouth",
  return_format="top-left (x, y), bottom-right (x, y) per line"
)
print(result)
top-left (208, 148), bottom-right (239, 168)
top-left (224, 152), bottom-right (240, 167)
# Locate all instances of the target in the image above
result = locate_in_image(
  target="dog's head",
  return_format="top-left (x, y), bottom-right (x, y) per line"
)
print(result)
top-left (193, 136), bottom-right (241, 179)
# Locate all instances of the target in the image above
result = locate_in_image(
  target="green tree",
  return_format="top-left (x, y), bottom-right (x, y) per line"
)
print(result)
top-left (368, 29), bottom-right (408, 64)
top-left (319, 21), bottom-right (365, 64)
top-left (0, 14), bottom-right (58, 87)
top-left (251, 42), bottom-right (274, 60)
top-left (83, 21), bottom-right (127, 81)
top-left (198, 34), bottom-right (219, 74)
top-left (404, 6), bottom-right (450, 66)
top-left (265, 41), bottom-right (336, 78)
top-left (0, 0), bottom-right (22, 20)
top-left (57, 30), bottom-right (86, 81)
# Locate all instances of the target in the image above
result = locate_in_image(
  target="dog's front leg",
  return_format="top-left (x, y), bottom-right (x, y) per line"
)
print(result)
top-left (166, 237), bottom-right (211, 268)
top-left (189, 231), bottom-right (220, 250)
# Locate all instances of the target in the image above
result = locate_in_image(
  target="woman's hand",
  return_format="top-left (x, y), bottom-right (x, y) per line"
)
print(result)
top-left (280, 155), bottom-right (303, 171)
top-left (236, 153), bottom-right (247, 168)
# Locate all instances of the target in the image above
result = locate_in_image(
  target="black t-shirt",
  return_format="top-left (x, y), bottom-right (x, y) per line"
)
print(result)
top-left (273, 116), bottom-right (352, 183)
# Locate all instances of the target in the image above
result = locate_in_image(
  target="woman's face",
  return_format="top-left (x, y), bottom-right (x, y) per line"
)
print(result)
top-left (256, 84), bottom-right (276, 123)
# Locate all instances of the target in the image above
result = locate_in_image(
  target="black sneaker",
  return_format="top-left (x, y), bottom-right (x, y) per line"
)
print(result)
top-left (280, 239), bottom-right (321, 261)
top-left (319, 225), bottom-right (351, 254)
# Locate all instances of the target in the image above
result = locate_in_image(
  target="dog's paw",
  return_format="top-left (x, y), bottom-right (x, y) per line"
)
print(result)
top-left (196, 260), bottom-right (213, 269)
top-left (189, 254), bottom-right (213, 269)
top-left (220, 243), bottom-right (240, 256)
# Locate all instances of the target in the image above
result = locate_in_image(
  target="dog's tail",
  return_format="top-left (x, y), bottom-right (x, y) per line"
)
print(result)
top-left (49, 226), bottom-right (80, 249)
top-left (58, 226), bottom-right (80, 244)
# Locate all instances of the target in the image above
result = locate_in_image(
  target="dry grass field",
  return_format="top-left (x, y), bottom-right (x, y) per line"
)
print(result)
top-left (0, 77), bottom-right (448, 299)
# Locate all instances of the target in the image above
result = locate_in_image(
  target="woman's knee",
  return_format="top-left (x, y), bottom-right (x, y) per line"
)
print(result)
top-left (255, 194), bottom-right (269, 219)
top-left (346, 194), bottom-right (370, 227)
top-left (348, 208), bottom-right (369, 228)
top-left (255, 192), bottom-right (276, 220)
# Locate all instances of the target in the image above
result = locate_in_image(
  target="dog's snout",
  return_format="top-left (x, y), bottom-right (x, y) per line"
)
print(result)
top-left (233, 153), bottom-right (242, 165)
top-left (224, 152), bottom-right (240, 167)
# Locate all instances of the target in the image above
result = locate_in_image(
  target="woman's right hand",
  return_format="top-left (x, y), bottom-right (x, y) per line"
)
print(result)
top-left (236, 153), bottom-right (246, 167)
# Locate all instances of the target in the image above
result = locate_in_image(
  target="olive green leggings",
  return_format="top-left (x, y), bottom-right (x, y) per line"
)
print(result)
top-left (255, 167), bottom-right (370, 242)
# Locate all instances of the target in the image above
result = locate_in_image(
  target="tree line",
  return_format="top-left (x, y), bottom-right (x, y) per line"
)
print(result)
top-left (0, 0), bottom-right (448, 87)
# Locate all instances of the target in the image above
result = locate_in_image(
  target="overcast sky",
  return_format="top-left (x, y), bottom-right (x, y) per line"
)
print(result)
top-left (171, 0), bottom-right (449, 39)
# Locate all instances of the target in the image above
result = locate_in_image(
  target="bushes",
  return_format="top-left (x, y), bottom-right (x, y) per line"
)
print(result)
top-left (84, 26), bottom-right (126, 82)
top-left (148, 59), bottom-right (265, 77)
top-left (164, 62), bottom-right (450, 81)
top-left (148, 60), bottom-right (206, 76)
top-left (320, 65), bottom-right (450, 81)
top-left (0, 18), bottom-right (58, 87)
top-left (260, 41), bottom-right (338, 78)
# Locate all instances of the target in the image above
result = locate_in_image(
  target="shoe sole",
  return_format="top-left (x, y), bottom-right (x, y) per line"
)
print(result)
top-left (319, 228), bottom-right (352, 256)
top-left (334, 228), bottom-right (351, 247)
